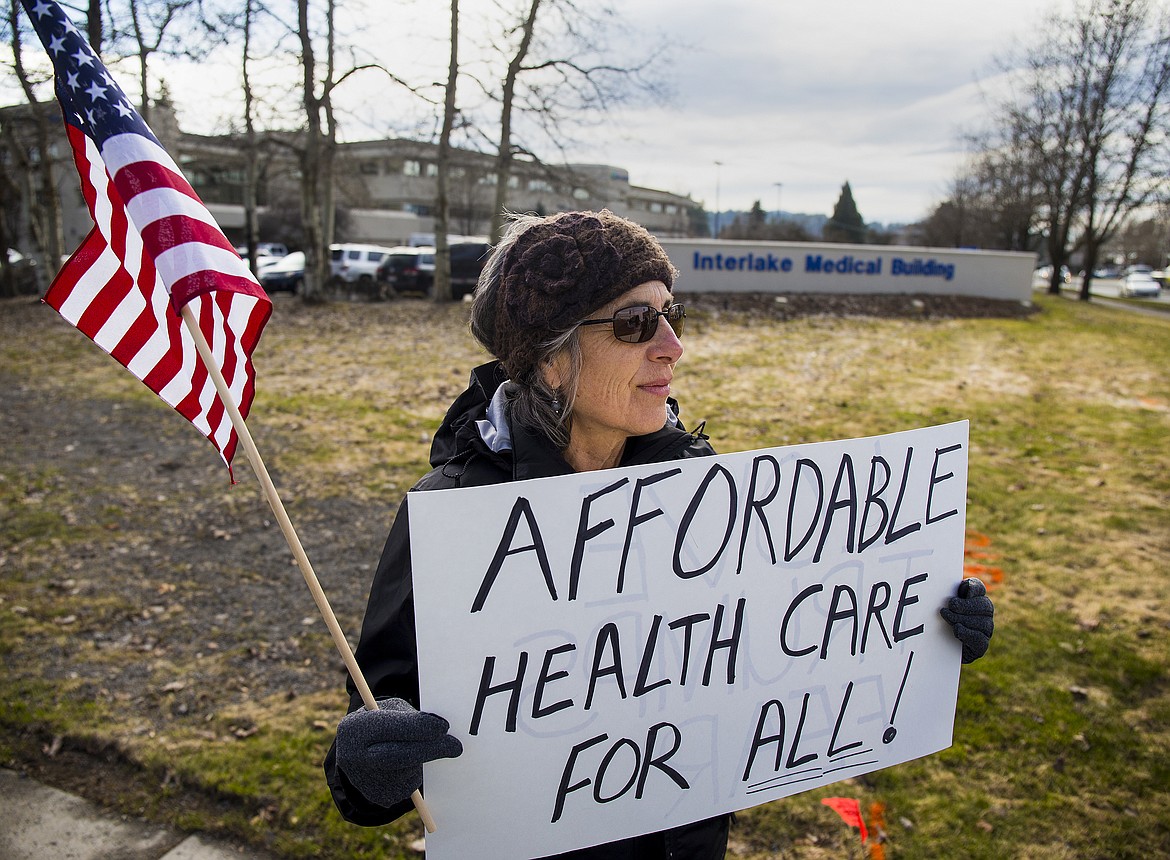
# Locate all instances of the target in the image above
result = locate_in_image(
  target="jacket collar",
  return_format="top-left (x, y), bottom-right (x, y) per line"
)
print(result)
top-left (429, 360), bottom-right (706, 481)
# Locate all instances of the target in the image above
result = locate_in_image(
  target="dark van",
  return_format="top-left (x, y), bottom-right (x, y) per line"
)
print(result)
top-left (377, 247), bottom-right (436, 296)
top-left (448, 241), bottom-right (491, 299)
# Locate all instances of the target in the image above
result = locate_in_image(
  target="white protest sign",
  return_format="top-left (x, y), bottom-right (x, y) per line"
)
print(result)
top-left (409, 421), bottom-right (968, 860)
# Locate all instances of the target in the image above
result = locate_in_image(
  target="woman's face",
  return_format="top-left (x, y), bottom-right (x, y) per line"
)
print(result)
top-left (551, 280), bottom-right (684, 469)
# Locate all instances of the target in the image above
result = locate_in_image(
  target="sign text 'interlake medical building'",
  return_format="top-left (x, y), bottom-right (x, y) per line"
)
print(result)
top-left (659, 239), bottom-right (1035, 302)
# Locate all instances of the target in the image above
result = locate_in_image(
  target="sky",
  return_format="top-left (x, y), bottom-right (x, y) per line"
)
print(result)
top-left (34, 0), bottom-right (1070, 227)
top-left (575, 0), bottom-right (1053, 224)
top-left (314, 0), bottom-right (1065, 225)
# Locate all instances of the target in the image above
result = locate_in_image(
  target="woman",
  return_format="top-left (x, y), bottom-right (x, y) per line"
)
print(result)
top-left (324, 210), bottom-right (994, 859)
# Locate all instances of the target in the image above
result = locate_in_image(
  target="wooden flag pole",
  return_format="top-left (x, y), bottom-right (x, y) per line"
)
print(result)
top-left (181, 305), bottom-right (437, 833)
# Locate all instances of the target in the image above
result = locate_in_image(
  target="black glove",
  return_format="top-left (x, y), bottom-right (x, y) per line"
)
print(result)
top-left (334, 697), bottom-right (463, 808)
top-left (939, 578), bottom-right (995, 664)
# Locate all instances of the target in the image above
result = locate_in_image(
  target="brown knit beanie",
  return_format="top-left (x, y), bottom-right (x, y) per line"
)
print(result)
top-left (485, 210), bottom-right (678, 380)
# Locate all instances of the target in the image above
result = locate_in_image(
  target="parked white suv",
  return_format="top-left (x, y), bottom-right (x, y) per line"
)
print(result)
top-left (329, 244), bottom-right (396, 284)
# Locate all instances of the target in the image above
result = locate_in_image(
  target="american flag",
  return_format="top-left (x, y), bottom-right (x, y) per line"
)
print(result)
top-left (22, 0), bottom-right (271, 476)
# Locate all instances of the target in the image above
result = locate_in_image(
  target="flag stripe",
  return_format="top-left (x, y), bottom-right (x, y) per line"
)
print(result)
top-left (142, 214), bottom-right (239, 259)
top-left (113, 157), bottom-right (200, 204)
top-left (127, 187), bottom-right (222, 236)
top-left (102, 130), bottom-right (183, 177)
top-left (156, 241), bottom-right (253, 287)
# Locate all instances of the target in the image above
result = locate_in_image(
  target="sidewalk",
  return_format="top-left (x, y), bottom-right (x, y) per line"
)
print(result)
top-left (0, 768), bottom-right (278, 860)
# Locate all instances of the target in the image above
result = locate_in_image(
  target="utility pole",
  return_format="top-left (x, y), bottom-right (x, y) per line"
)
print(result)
top-left (714, 161), bottom-right (723, 238)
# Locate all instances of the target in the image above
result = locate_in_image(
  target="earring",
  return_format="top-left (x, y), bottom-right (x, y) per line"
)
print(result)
top-left (550, 391), bottom-right (564, 417)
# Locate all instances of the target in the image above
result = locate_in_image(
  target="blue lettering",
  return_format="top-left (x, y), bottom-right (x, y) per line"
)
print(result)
top-left (691, 251), bottom-right (796, 276)
top-left (891, 258), bottom-right (956, 281)
top-left (805, 255), bottom-right (882, 275)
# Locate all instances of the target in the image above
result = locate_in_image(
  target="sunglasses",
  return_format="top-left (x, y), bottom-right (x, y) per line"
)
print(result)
top-left (579, 303), bottom-right (686, 344)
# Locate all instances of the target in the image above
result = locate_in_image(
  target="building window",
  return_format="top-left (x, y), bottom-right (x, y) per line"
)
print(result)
top-left (478, 173), bottom-right (498, 186)
top-left (403, 160), bottom-right (421, 176)
top-left (665, 204), bottom-right (678, 214)
top-left (573, 187), bottom-right (590, 200)
top-left (425, 163), bottom-right (439, 177)
top-left (507, 176), bottom-right (520, 190)
top-left (360, 160), bottom-right (379, 175)
top-left (528, 178), bottom-right (553, 192)
top-left (650, 202), bottom-right (663, 213)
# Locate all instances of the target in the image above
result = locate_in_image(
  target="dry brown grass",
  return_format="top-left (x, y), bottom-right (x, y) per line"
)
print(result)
top-left (2, 291), bottom-right (1168, 859)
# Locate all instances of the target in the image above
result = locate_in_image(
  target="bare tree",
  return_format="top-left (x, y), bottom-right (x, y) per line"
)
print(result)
top-left (472, 0), bottom-right (670, 242)
top-left (1111, 208), bottom-right (1170, 266)
top-left (432, 0), bottom-right (458, 302)
top-left (985, 0), bottom-right (1170, 297)
top-left (2, 0), bottom-right (65, 289)
top-left (1071, 0), bottom-right (1170, 298)
top-left (113, 0), bottom-right (202, 124)
top-left (238, 0), bottom-right (261, 273)
top-left (924, 127), bottom-right (1042, 253)
top-left (86, 0), bottom-right (101, 50)
top-left (488, 0), bottom-right (538, 243)
top-left (288, 0), bottom-right (421, 301)
top-left (295, 0), bottom-right (331, 302)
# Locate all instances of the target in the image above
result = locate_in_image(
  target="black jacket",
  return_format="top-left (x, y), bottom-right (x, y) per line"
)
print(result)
top-left (324, 361), bottom-right (728, 859)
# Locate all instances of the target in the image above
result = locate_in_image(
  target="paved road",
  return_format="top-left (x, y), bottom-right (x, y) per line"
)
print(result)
top-left (1034, 274), bottom-right (1170, 303)
top-left (0, 768), bottom-right (278, 860)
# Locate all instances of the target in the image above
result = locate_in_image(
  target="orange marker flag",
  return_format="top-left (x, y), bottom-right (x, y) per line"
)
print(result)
top-left (822, 797), bottom-right (869, 844)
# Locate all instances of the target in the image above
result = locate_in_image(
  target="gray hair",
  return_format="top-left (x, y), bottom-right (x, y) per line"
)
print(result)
top-left (470, 214), bottom-right (586, 450)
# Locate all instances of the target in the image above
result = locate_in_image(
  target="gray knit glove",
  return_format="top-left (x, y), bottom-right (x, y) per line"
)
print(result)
top-left (939, 578), bottom-right (995, 664)
top-left (334, 697), bottom-right (463, 808)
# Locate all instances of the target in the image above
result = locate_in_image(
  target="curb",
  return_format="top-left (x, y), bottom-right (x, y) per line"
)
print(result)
top-left (0, 768), bottom-right (277, 860)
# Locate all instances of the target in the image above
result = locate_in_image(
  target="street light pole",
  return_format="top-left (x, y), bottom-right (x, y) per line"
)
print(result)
top-left (774, 182), bottom-right (783, 224)
top-left (714, 161), bottom-right (723, 239)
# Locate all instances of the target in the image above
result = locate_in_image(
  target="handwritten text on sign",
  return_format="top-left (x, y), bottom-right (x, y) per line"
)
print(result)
top-left (410, 422), bottom-right (968, 860)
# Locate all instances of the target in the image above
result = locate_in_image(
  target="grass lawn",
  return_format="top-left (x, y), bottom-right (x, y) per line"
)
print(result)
top-left (1, 291), bottom-right (1168, 858)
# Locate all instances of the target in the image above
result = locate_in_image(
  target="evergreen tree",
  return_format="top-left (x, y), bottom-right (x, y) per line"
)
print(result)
top-left (824, 181), bottom-right (867, 243)
top-left (747, 200), bottom-right (767, 236)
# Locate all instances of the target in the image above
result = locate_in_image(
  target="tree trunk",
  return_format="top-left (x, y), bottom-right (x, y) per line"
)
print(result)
top-left (432, 0), bottom-right (458, 302)
top-left (297, 0), bottom-right (327, 302)
top-left (321, 0), bottom-right (337, 251)
top-left (7, 4), bottom-right (64, 288)
top-left (240, 0), bottom-right (260, 274)
top-left (1080, 243), bottom-right (1099, 302)
top-left (130, 0), bottom-right (151, 122)
top-left (491, 0), bottom-right (540, 244)
top-left (87, 0), bottom-right (101, 54)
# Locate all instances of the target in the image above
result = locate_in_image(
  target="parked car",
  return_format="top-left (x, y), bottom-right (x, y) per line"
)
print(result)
top-left (1119, 271), bottom-right (1161, 298)
top-left (236, 242), bottom-right (289, 272)
top-left (1032, 264), bottom-right (1071, 286)
top-left (257, 251), bottom-right (305, 294)
top-left (376, 246), bottom-right (436, 295)
top-left (329, 243), bottom-right (395, 285)
top-left (1123, 264), bottom-right (1153, 276)
top-left (449, 241), bottom-right (491, 299)
top-left (236, 242), bottom-right (289, 258)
